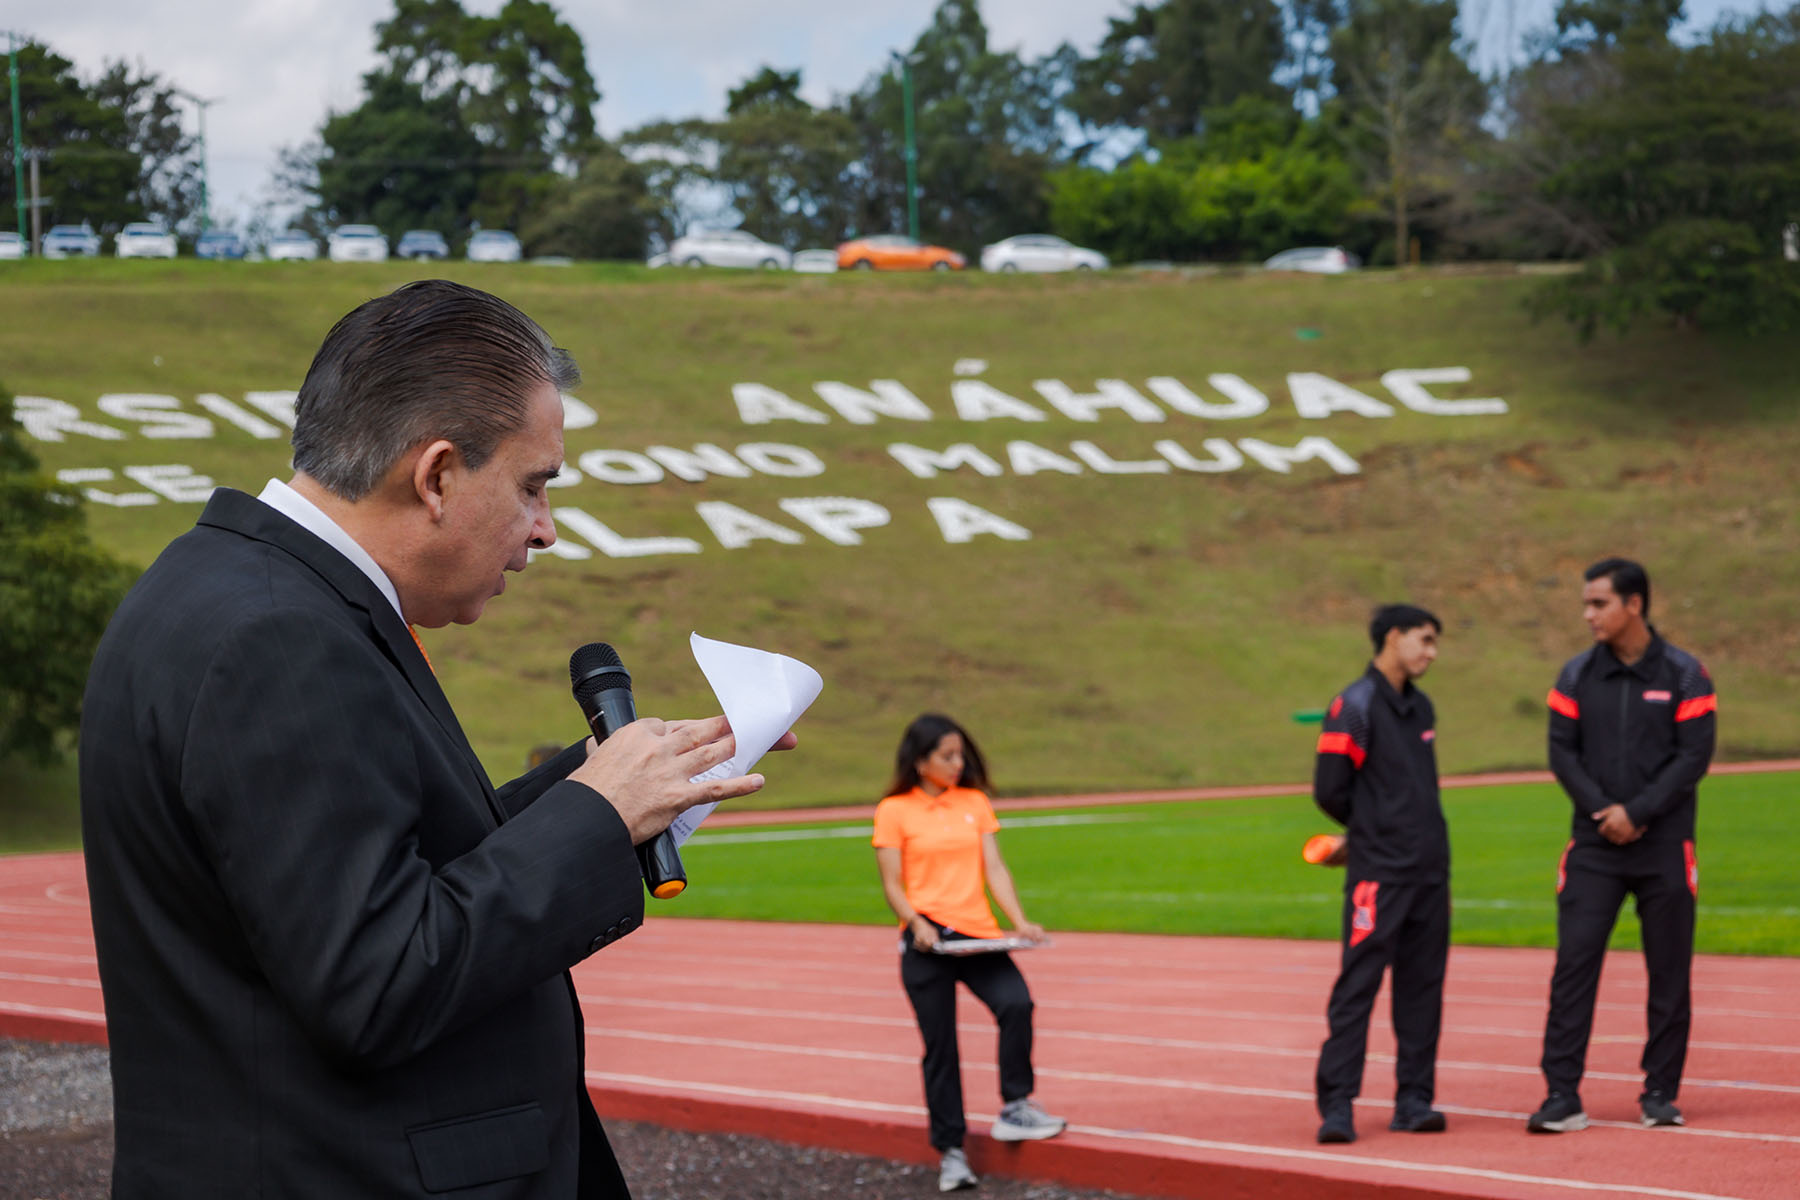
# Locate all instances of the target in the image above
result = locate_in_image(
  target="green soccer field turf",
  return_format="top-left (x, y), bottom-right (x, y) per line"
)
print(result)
top-left (669, 770), bottom-right (1797, 956)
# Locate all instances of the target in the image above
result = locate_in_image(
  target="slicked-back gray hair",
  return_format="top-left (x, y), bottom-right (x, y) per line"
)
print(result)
top-left (291, 280), bottom-right (580, 500)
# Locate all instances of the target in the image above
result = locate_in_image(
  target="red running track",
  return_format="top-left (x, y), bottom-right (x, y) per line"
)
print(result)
top-left (2, 851), bottom-right (1796, 1200)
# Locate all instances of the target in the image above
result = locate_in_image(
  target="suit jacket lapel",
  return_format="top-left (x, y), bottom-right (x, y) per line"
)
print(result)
top-left (197, 489), bottom-right (510, 826)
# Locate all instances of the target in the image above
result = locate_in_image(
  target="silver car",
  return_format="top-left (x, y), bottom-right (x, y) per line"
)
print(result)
top-left (266, 229), bottom-right (320, 261)
top-left (327, 224), bottom-right (390, 263)
top-left (115, 222), bottom-right (179, 259)
top-left (1263, 246), bottom-right (1360, 274)
top-left (466, 230), bottom-right (522, 262)
top-left (666, 229), bottom-right (791, 270)
top-left (979, 234), bottom-right (1107, 273)
top-left (41, 224), bottom-right (101, 258)
top-left (0, 232), bottom-right (23, 260)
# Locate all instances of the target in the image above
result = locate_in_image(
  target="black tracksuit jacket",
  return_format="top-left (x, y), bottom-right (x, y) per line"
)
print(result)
top-left (1547, 631), bottom-right (1716, 849)
top-left (1313, 665), bottom-right (1448, 885)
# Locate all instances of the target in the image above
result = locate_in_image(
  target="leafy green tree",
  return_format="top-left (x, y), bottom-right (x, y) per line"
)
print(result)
top-left (1326, 0), bottom-right (1489, 263)
top-left (293, 0), bottom-right (602, 244)
top-left (0, 387), bottom-right (131, 764)
top-left (1048, 106), bottom-right (1362, 262)
top-left (1521, 7), bottom-right (1800, 335)
top-left (708, 69), bottom-right (861, 250)
top-left (313, 72), bottom-right (486, 233)
top-left (521, 141), bottom-right (650, 259)
top-left (1554, 0), bottom-right (1684, 45)
top-left (0, 41), bottom-right (196, 237)
top-left (1069, 0), bottom-right (1289, 142)
top-left (843, 0), bottom-right (1061, 252)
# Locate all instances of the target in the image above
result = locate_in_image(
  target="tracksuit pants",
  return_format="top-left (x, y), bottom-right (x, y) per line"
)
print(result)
top-left (900, 931), bottom-right (1035, 1151)
top-left (1316, 878), bottom-right (1450, 1116)
top-left (1541, 839), bottom-right (1696, 1100)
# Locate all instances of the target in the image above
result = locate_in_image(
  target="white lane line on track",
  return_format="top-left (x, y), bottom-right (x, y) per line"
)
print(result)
top-left (582, 1071), bottom-right (1757, 1200)
top-left (0, 949), bottom-right (99, 965)
top-left (579, 993), bottom-right (1800, 1098)
top-left (0, 1001), bottom-right (104, 1022)
top-left (1069, 1123), bottom-right (1757, 1200)
top-left (593, 1025), bottom-right (1800, 1146)
top-left (0, 971), bottom-right (99, 989)
top-left (596, 954), bottom-right (1799, 1024)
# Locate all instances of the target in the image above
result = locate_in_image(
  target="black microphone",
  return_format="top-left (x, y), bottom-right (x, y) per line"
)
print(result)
top-left (569, 643), bottom-right (688, 899)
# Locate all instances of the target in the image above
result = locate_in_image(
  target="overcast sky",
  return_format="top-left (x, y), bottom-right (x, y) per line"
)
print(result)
top-left (15, 0), bottom-right (1781, 225)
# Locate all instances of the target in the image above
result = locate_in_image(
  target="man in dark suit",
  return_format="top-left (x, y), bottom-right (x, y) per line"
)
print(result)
top-left (80, 280), bottom-right (782, 1197)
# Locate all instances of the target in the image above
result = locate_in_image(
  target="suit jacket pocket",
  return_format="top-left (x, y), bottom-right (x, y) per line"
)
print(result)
top-left (407, 1102), bottom-right (549, 1193)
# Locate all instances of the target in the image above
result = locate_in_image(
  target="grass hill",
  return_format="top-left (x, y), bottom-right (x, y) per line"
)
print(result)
top-left (2, 259), bottom-right (1795, 846)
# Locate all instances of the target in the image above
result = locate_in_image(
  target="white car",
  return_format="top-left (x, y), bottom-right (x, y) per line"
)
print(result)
top-left (0, 231), bottom-right (23, 260)
top-left (791, 248), bottom-right (839, 274)
top-left (466, 230), bottom-right (522, 262)
top-left (979, 234), bottom-right (1107, 273)
top-left (327, 224), bottom-right (389, 262)
top-left (40, 223), bottom-right (102, 258)
top-left (1263, 246), bottom-right (1360, 274)
top-left (667, 229), bottom-right (791, 270)
top-left (266, 229), bottom-right (320, 261)
top-left (115, 222), bottom-right (179, 259)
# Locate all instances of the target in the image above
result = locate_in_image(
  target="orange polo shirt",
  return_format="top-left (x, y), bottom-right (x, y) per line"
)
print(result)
top-left (872, 785), bottom-right (1003, 938)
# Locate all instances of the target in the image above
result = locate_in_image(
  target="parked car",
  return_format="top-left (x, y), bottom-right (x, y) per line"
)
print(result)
top-left (195, 229), bottom-right (246, 260)
top-left (327, 224), bottom-right (389, 262)
top-left (266, 229), bottom-right (320, 261)
top-left (1263, 246), bottom-right (1360, 275)
top-left (666, 229), bottom-right (791, 270)
top-left (836, 235), bottom-right (965, 272)
top-left (114, 222), bottom-right (179, 259)
top-left (41, 223), bottom-right (101, 258)
top-left (396, 229), bottom-right (449, 261)
top-left (466, 229), bottom-right (522, 262)
top-left (791, 248), bottom-right (839, 274)
top-left (980, 234), bottom-right (1107, 273)
top-left (0, 232), bottom-right (24, 260)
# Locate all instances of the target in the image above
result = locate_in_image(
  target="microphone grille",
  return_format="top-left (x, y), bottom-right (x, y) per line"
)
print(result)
top-left (569, 642), bottom-right (631, 702)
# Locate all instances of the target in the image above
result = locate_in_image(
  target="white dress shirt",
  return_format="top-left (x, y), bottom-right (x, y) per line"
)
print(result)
top-left (257, 478), bottom-right (405, 623)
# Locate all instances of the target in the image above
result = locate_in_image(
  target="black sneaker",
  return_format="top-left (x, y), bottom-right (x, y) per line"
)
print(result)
top-left (1526, 1092), bottom-right (1588, 1133)
top-left (1389, 1103), bottom-right (1447, 1132)
top-left (1640, 1091), bottom-right (1685, 1128)
top-left (1317, 1107), bottom-right (1356, 1144)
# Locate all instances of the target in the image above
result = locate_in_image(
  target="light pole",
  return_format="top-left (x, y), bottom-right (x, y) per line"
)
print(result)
top-left (891, 52), bottom-right (919, 242)
top-left (7, 30), bottom-right (25, 247)
top-left (174, 89), bottom-right (218, 231)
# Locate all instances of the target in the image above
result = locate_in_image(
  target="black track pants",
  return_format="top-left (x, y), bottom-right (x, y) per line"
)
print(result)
top-left (1541, 840), bottom-right (1696, 1100)
top-left (1316, 878), bottom-right (1450, 1116)
top-left (900, 937), bottom-right (1036, 1151)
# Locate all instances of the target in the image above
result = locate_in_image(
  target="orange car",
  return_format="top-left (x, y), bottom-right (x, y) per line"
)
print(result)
top-left (836, 235), bottom-right (966, 271)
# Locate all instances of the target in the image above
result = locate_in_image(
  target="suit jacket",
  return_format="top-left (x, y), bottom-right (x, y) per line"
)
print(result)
top-left (80, 488), bottom-right (645, 1198)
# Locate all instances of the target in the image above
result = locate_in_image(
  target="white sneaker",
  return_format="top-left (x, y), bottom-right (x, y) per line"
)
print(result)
top-left (991, 1097), bottom-right (1066, 1142)
top-left (938, 1147), bottom-right (978, 1192)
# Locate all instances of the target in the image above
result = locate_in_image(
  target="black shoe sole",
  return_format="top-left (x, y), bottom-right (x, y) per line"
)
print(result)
top-left (1390, 1113), bottom-right (1447, 1132)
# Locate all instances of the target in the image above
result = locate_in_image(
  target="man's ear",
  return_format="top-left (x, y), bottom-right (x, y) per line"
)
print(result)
top-left (411, 439), bottom-right (461, 522)
top-left (1625, 592), bottom-right (1644, 618)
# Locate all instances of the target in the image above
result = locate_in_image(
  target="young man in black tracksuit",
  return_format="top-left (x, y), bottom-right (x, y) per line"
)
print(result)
top-left (1312, 604), bottom-right (1450, 1145)
top-left (1530, 558), bottom-right (1716, 1134)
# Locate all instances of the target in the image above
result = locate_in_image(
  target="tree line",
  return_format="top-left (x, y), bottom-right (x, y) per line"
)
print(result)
top-left (4, 0), bottom-right (1799, 332)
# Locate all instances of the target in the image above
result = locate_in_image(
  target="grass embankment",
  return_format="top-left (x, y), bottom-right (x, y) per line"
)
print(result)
top-left (1, 260), bottom-right (1794, 870)
top-left (673, 771), bottom-right (1798, 956)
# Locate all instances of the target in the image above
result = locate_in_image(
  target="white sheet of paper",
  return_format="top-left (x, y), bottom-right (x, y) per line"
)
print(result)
top-left (667, 633), bottom-right (823, 847)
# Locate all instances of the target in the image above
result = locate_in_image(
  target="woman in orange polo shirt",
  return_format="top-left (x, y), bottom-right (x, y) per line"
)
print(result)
top-left (872, 713), bottom-right (1065, 1192)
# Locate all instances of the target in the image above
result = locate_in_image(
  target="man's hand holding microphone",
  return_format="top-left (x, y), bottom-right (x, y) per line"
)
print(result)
top-left (565, 642), bottom-right (796, 898)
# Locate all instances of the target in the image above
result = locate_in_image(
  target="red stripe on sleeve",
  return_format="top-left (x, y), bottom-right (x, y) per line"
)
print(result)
top-left (1316, 731), bottom-right (1367, 769)
top-left (1546, 688), bottom-right (1580, 719)
top-left (1675, 694), bottom-right (1717, 722)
